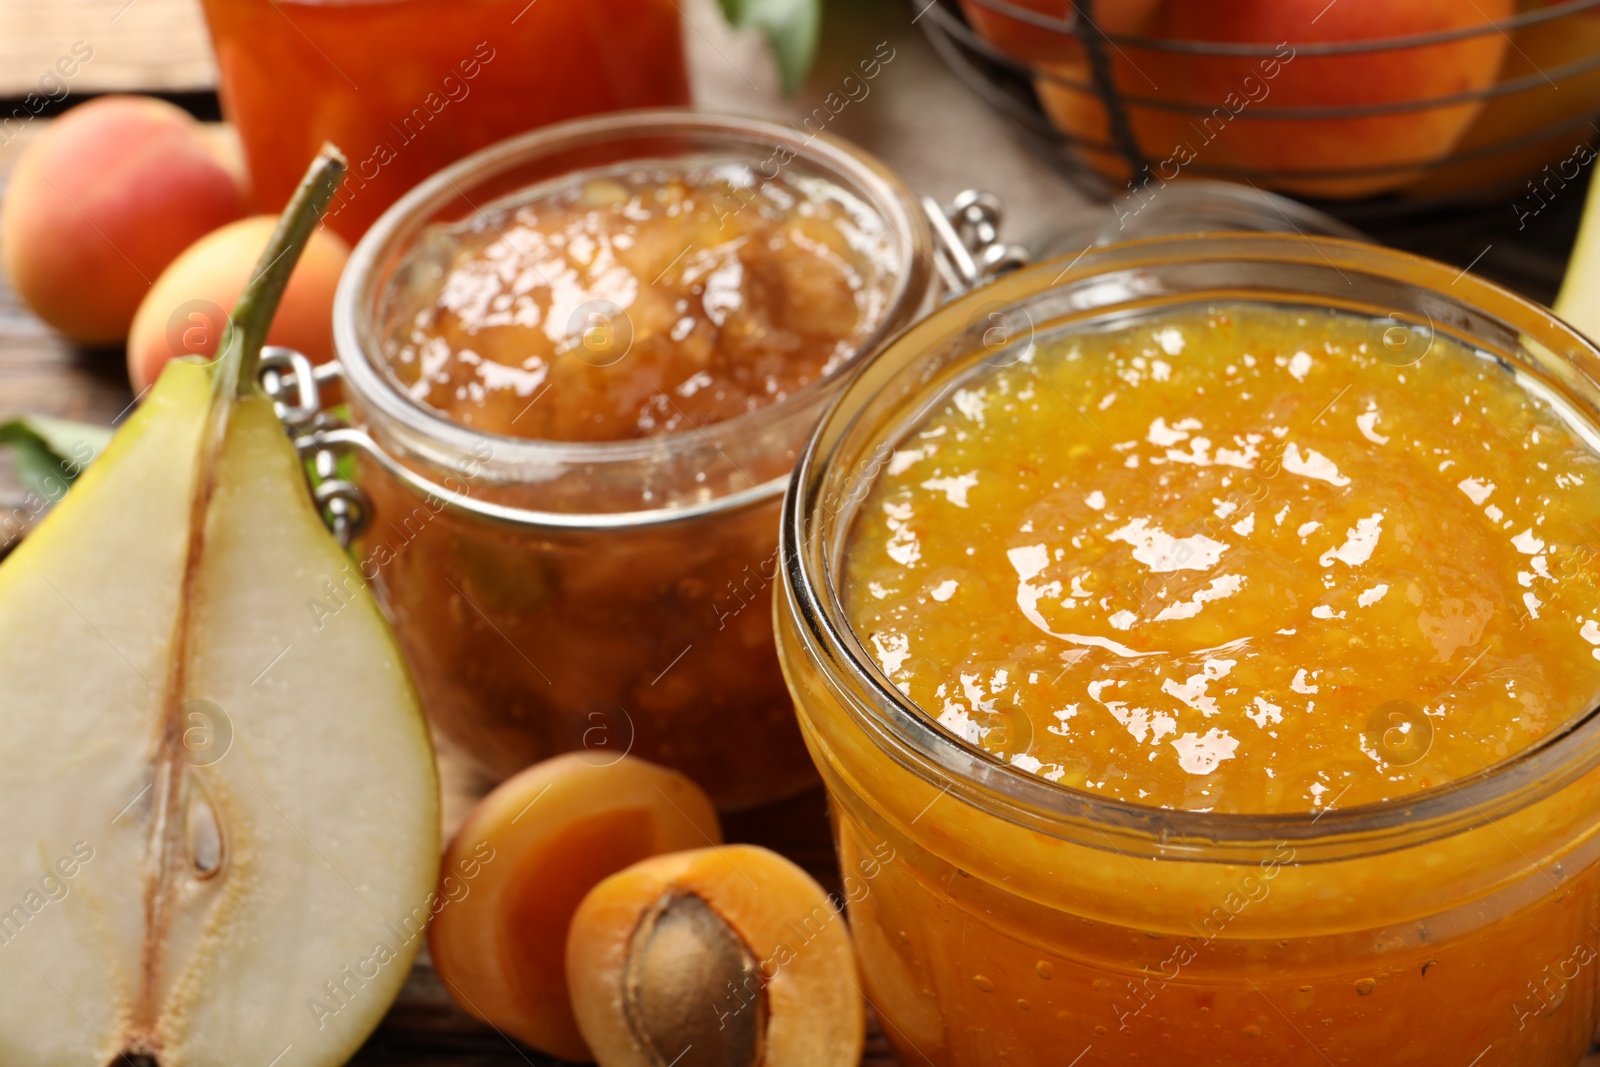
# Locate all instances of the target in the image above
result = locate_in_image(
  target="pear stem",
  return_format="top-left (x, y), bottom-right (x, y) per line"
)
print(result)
top-left (223, 144), bottom-right (348, 397)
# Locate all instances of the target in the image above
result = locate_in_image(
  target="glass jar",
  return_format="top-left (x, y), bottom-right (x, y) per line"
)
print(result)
top-left (776, 233), bottom-right (1600, 1065)
top-left (327, 111), bottom-right (939, 810)
top-left (199, 0), bottom-right (691, 242)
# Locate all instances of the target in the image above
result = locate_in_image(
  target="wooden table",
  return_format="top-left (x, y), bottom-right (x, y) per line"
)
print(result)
top-left (2, 0), bottom-right (1598, 1064)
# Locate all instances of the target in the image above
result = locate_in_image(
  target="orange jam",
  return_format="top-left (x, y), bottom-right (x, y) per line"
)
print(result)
top-left (844, 304), bottom-right (1600, 814)
top-left (201, 0), bottom-right (691, 241)
top-left (379, 163), bottom-right (899, 442)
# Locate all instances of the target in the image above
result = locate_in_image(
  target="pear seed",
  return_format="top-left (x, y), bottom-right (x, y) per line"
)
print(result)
top-left (622, 891), bottom-right (765, 1067)
top-left (187, 785), bottom-right (223, 879)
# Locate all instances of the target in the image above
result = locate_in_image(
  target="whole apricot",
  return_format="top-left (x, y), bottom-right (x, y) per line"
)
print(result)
top-left (126, 215), bottom-right (349, 393)
top-left (2, 96), bottom-right (248, 343)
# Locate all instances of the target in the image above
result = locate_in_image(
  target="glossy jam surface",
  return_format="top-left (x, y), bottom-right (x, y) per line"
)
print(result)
top-left (380, 163), bottom-right (899, 442)
top-left (844, 304), bottom-right (1600, 814)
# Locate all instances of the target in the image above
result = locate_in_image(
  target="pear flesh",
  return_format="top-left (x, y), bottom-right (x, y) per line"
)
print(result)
top-left (0, 357), bottom-right (440, 1065)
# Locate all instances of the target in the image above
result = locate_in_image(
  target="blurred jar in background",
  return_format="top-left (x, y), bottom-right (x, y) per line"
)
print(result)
top-left (199, 0), bottom-right (691, 241)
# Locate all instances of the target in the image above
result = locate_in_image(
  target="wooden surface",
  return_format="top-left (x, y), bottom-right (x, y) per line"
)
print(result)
top-left (3, 0), bottom-right (1600, 1063)
top-left (0, 0), bottom-right (213, 97)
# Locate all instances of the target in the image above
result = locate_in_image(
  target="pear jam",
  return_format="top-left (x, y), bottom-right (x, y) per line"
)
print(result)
top-left (844, 304), bottom-right (1600, 814)
top-left (379, 160), bottom-right (899, 441)
top-left (355, 156), bottom-right (909, 811)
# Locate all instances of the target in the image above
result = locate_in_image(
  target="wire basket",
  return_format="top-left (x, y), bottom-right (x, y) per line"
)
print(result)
top-left (918, 0), bottom-right (1600, 219)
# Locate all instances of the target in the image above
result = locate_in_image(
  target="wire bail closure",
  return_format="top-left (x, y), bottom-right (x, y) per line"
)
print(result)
top-left (924, 189), bottom-right (1031, 295)
top-left (258, 347), bottom-right (371, 548)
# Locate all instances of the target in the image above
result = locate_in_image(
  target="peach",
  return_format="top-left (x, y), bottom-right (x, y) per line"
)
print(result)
top-left (567, 845), bottom-right (863, 1067)
top-left (1037, 0), bottom-right (1514, 199)
top-left (428, 754), bottom-right (722, 1062)
top-left (1035, 54), bottom-right (1155, 184)
top-left (958, 0), bottom-right (1164, 64)
top-left (2, 96), bottom-right (248, 343)
top-left (1406, 1), bottom-right (1600, 198)
top-left (126, 215), bottom-right (348, 393)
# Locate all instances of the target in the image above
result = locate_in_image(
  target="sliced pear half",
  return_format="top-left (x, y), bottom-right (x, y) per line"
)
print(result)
top-left (1556, 165), bottom-right (1600, 344)
top-left (0, 149), bottom-right (440, 1067)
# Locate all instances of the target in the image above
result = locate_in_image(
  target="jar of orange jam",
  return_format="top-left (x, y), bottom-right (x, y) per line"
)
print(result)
top-left (199, 0), bottom-right (690, 241)
top-left (321, 112), bottom-right (938, 809)
top-left (776, 234), bottom-right (1600, 1065)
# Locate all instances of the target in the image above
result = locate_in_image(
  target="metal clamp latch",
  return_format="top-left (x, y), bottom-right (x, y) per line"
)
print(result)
top-left (924, 189), bottom-right (1031, 297)
top-left (258, 347), bottom-right (371, 548)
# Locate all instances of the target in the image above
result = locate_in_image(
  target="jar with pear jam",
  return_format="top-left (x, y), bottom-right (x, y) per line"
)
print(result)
top-left (332, 113), bottom-right (936, 809)
top-left (777, 235), bottom-right (1600, 1065)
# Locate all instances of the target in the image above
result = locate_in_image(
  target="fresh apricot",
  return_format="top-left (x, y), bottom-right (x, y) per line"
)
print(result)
top-left (568, 845), bottom-right (863, 1067)
top-left (126, 215), bottom-right (349, 393)
top-left (428, 754), bottom-right (722, 1062)
top-left (2, 96), bottom-right (248, 343)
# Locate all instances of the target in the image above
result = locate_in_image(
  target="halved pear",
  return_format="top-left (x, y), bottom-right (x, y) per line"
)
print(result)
top-left (1556, 163), bottom-right (1600, 343)
top-left (0, 150), bottom-right (439, 1067)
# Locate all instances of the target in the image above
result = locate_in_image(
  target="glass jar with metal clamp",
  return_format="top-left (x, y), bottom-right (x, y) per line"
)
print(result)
top-left (258, 111), bottom-right (1027, 810)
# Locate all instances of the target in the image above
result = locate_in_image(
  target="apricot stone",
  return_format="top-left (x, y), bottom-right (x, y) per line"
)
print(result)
top-left (428, 754), bottom-right (722, 1062)
top-left (2, 96), bottom-right (248, 343)
top-left (126, 215), bottom-right (348, 393)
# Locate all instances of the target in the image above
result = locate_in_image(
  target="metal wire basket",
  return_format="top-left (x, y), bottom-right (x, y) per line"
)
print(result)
top-left (918, 0), bottom-right (1600, 219)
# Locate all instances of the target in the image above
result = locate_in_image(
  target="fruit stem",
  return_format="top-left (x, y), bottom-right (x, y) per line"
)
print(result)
top-left (222, 144), bottom-right (348, 397)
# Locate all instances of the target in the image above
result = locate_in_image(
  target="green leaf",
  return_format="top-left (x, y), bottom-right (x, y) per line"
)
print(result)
top-left (716, 0), bottom-right (821, 94)
top-left (0, 415), bottom-right (114, 499)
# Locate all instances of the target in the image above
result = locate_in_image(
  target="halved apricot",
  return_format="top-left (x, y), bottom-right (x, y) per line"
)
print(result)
top-left (567, 845), bottom-right (863, 1067)
top-left (428, 753), bottom-right (722, 1061)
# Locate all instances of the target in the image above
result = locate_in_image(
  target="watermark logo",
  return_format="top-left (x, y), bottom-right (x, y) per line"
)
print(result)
top-left (1368, 313), bottom-right (1435, 368)
top-left (0, 41), bottom-right (95, 148)
top-left (567, 706), bottom-right (636, 768)
top-left (564, 299), bottom-right (633, 368)
top-left (1514, 143), bottom-right (1597, 231)
top-left (307, 839), bottom-right (496, 1030)
top-left (1363, 699), bottom-right (1432, 767)
top-left (178, 699), bottom-right (233, 767)
top-left (967, 299), bottom-right (1036, 369)
top-left (0, 841), bottom-right (95, 948)
top-left (165, 299), bottom-right (231, 363)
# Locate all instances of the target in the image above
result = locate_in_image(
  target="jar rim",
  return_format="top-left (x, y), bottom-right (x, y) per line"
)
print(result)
top-left (332, 108), bottom-right (935, 519)
top-left (781, 231), bottom-right (1600, 861)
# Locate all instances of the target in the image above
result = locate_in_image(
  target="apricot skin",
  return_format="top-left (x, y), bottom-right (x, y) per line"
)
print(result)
top-left (428, 754), bottom-right (722, 1062)
top-left (568, 845), bottom-right (864, 1067)
top-left (126, 215), bottom-right (349, 393)
top-left (2, 96), bottom-right (248, 343)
